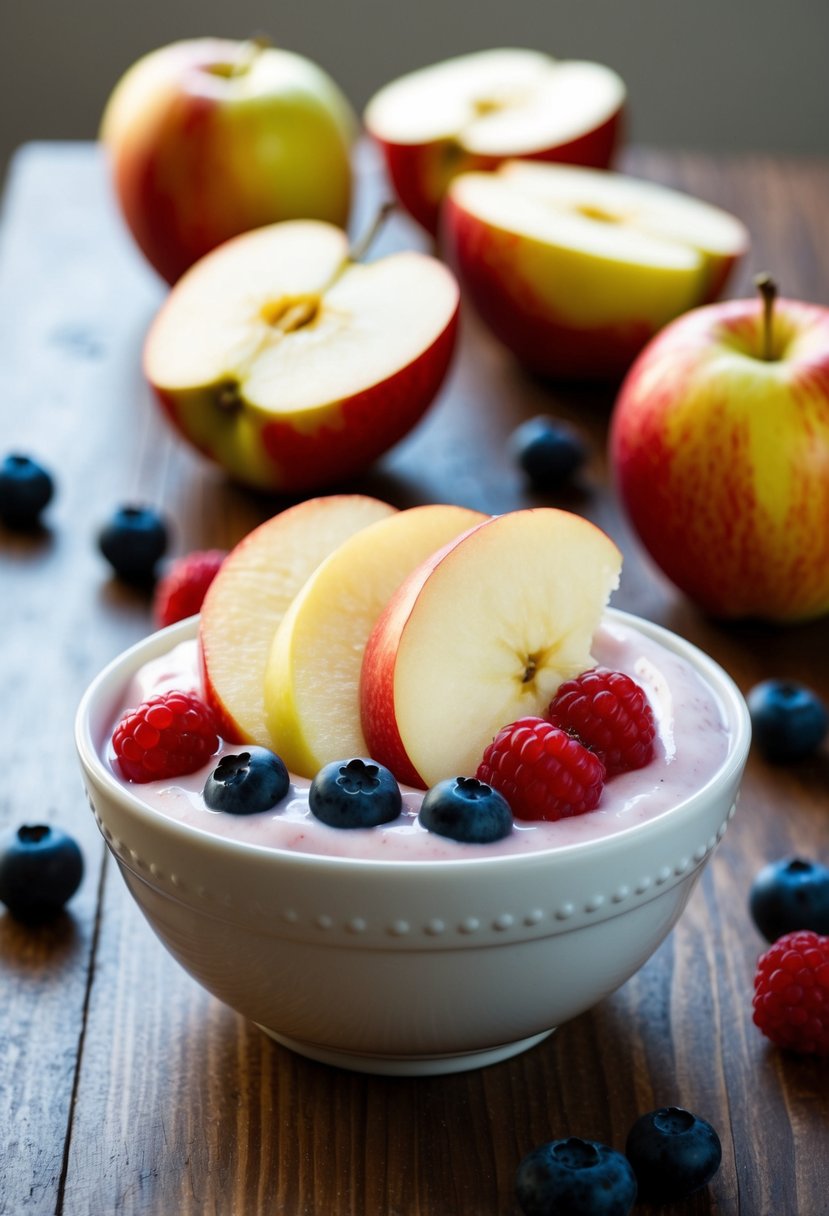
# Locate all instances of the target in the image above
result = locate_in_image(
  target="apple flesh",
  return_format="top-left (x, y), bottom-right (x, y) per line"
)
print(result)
top-left (143, 220), bottom-right (460, 492)
top-left (264, 503), bottom-right (486, 777)
top-left (198, 494), bottom-right (396, 744)
top-left (360, 509), bottom-right (622, 788)
top-left (442, 160), bottom-right (748, 381)
top-left (610, 292), bottom-right (829, 621)
top-left (365, 48), bottom-right (625, 234)
top-left (101, 37), bottom-right (357, 284)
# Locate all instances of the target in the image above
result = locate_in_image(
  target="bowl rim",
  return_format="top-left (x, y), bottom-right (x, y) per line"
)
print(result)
top-left (75, 609), bottom-right (751, 875)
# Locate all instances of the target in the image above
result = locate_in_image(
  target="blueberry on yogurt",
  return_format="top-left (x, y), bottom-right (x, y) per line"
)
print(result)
top-left (309, 758), bottom-right (402, 828)
top-left (419, 777), bottom-right (513, 843)
top-left (204, 747), bottom-right (289, 815)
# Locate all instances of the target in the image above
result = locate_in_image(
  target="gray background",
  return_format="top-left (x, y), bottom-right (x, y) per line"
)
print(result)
top-left (2, 0), bottom-right (829, 181)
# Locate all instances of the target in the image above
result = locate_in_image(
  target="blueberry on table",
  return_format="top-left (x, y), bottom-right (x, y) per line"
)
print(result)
top-left (747, 678), bottom-right (828, 762)
top-left (204, 748), bottom-right (290, 815)
top-left (0, 824), bottom-right (84, 924)
top-left (509, 416), bottom-right (588, 490)
top-left (625, 1106), bottom-right (721, 1204)
top-left (749, 856), bottom-right (829, 942)
top-left (0, 453), bottom-right (55, 528)
top-left (97, 504), bottom-right (169, 583)
top-left (516, 1137), bottom-right (637, 1216)
top-left (309, 758), bottom-right (402, 828)
top-left (419, 776), bottom-right (512, 843)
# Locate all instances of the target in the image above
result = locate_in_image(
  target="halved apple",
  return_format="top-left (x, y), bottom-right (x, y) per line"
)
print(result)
top-left (443, 160), bottom-right (749, 380)
top-left (360, 508), bottom-right (622, 788)
top-left (143, 220), bottom-right (460, 491)
top-left (264, 503), bottom-right (486, 777)
top-left (365, 48), bottom-right (625, 233)
top-left (199, 494), bottom-right (397, 744)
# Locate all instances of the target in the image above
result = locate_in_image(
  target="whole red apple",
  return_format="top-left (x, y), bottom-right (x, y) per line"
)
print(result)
top-left (101, 37), bottom-right (357, 283)
top-left (610, 278), bottom-right (829, 621)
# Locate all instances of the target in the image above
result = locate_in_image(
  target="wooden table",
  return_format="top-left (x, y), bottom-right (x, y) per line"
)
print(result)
top-left (1, 141), bottom-right (828, 1216)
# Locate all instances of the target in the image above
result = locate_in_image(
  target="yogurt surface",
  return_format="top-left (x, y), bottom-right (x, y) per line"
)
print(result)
top-left (104, 618), bottom-right (730, 861)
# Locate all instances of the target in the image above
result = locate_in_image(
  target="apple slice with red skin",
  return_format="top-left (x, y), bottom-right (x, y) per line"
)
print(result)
top-left (264, 503), bottom-right (487, 777)
top-left (143, 219), bottom-right (460, 492)
top-left (442, 160), bottom-right (748, 381)
top-left (365, 48), bottom-right (625, 234)
top-left (199, 494), bottom-right (397, 745)
top-left (360, 508), bottom-right (622, 789)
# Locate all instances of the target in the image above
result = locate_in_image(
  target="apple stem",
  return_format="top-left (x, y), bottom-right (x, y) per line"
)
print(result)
top-left (755, 272), bottom-right (778, 361)
top-left (230, 33), bottom-right (271, 77)
top-left (349, 200), bottom-right (397, 264)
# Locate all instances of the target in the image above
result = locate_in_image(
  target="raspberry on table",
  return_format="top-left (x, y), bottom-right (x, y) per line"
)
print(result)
top-left (112, 690), bottom-right (219, 783)
top-left (546, 667), bottom-right (656, 777)
top-left (752, 929), bottom-right (829, 1056)
top-left (477, 717), bottom-right (605, 822)
top-left (153, 549), bottom-right (227, 628)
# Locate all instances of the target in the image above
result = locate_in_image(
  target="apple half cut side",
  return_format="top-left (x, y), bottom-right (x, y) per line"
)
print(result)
top-left (442, 161), bottom-right (749, 381)
top-left (360, 508), bottom-right (622, 789)
top-left (198, 494), bottom-right (397, 744)
top-left (365, 48), bottom-right (625, 234)
top-left (264, 503), bottom-right (487, 777)
top-left (143, 220), bottom-right (460, 492)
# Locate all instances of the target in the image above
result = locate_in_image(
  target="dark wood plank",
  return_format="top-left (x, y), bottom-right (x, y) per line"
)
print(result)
top-left (1, 141), bottom-right (827, 1216)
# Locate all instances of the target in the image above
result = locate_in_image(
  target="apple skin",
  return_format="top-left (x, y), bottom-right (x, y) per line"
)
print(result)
top-left (148, 304), bottom-right (459, 493)
top-left (609, 296), bottom-right (829, 621)
top-left (375, 109), bottom-right (622, 237)
top-left (359, 527), bottom-right (486, 789)
top-left (441, 187), bottom-right (742, 382)
top-left (101, 38), bottom-right (356, 283)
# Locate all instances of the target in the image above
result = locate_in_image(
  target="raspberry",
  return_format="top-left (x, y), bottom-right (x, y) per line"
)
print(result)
top-left (477, 717), bottom-right (605, 822)
top-left (546, 667), bottom-right (656, 777)
top-left (752, 930), bottom-right (829, 1055)
top-left (153, 549), bottom-right (227, 628)
top-left (112, 690), bottom-right (219, 783)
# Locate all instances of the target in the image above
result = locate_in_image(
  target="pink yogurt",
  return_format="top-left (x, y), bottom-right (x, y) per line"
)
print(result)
top-left (104, 619), bottom-right (730, 861)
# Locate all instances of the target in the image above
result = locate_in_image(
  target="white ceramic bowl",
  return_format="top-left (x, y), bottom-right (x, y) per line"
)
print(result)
top-left (76, 613), bottom-right (750, 1076)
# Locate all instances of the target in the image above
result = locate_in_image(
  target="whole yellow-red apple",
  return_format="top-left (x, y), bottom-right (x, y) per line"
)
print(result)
top-left (610, 279), bottom-right (829, 621)
top-left (101, 37), bottom-right (357, 283)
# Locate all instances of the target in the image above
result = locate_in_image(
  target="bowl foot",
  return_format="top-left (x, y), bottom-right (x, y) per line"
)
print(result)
top-left (256, 1025), bottom-right (556, 1076)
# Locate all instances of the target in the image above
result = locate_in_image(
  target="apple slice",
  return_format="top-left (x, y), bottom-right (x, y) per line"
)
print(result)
top-left (264, 503), bottom-right (486, 777)
top-left (199, 494), bottom-right (397, 745)
top-left (364, 48), bottom-right (625, 233)
top-left (143, 220), bottom-right (460, 492)
top-left (360, 509), bottom-right (622, 788)
top-left (443, 160), bottom-right (749, 380)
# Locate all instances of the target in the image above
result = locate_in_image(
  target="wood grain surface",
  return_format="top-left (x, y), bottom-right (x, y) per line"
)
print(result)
top-left (1, 141), bottom-right (828, 1216)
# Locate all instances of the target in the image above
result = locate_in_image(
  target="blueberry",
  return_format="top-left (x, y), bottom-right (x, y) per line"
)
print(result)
top-left (0, 824), bottom-right (84, 924)
top-left (749, 856), bottom-right (829, 942)
top-left (419, 776), bottom-right (512, 843)
top-left (0, 453), bottom-right (55, 528)
top-left (516, 1137), bottom-right (637, 1216)
top-left (204, 747), bottom-right (289, 815)
top-left (625, 1107), bottom-right (721, 1204)
top-left (509, 416), bottom-right (588, 489)
top-left (98, 504), bottom-right (169, 583)
top-left (309, 758), bottom-right (402, 829)
top-left (747, 678), bottom-right (828, 762)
